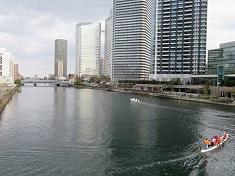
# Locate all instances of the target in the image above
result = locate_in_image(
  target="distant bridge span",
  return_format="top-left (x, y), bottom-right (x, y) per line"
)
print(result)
top-left (22, 80), bottom-right (72, 87)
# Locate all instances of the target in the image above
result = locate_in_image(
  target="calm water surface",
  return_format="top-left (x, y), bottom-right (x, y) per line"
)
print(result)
top-left (0, 87), bottom-right (234, 176)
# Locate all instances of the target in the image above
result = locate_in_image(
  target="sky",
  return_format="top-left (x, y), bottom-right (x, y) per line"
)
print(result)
top-left (0, 0), bottom-right (235, 77)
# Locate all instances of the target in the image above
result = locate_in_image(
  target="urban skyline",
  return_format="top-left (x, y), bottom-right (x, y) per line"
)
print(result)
top-left (0, 0), bottom-right (234, 77)
top-left (0, 1), bottom-right (235, 174)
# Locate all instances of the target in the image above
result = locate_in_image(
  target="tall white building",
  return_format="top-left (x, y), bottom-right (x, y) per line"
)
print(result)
top-left (97, 28), bottom-right (105, 77)
top-left (104, 12), bottom-right (113, 78)
top-left (113, 0), bottom-right (156, 81)
top-left (0, 48), bottom-right (17, 84)
top-left (76, 23), bottom-right (101, 77)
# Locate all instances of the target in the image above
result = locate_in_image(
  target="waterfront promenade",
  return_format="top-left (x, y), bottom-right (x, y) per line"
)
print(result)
top-left (109, 88), bottom-right (235, 107)
top-left (75, 83), bottom-right (235, 107)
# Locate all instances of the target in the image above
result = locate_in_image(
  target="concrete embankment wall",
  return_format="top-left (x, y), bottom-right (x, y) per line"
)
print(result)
top-left (0, 87), bottom-right (18, 113)
top-left (110, 88), bottom-right (235, 107)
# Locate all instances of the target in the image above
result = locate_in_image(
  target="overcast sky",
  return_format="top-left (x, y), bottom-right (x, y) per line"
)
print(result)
top-left (0, 0), bottom-right (235, 77)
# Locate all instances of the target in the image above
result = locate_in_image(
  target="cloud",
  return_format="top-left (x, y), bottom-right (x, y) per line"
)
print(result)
top-left (0, 11), bottom-right (76, 76)
top-left (0, 0), bottom-right (112, 22)
top-left (207, 0), bottom-right (235, 49)
top-left (0, 0), bottom-right (112, 77)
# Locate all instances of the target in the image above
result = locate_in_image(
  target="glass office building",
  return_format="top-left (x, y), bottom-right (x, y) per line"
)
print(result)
top-left (208, 41), bottom-right (235, 75)
top-left (151, 0), bottom-right (207, 81)
top-left (76, 23), bottom-right (101, 77)
top-left (104, 12), bottom-right (113, 78)
top-left (113, 0), bottom-right (156, 81)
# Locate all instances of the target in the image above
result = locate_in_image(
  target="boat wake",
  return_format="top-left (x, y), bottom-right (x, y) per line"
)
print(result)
top-left (109, 142), bottom-right (202, 175)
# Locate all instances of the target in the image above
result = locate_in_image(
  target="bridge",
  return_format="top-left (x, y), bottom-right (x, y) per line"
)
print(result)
top-left (22, 80), bottom-right (72, 87)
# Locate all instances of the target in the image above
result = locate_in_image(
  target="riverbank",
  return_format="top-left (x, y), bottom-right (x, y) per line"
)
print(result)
top-left (0, 86), bottom-right (18, 112)
top-left (153, 93), bottom-right (235, 107)
top-left (73, 83), bottom-right (235, 107)
top-left (109, 88), bottom-right (235, 107)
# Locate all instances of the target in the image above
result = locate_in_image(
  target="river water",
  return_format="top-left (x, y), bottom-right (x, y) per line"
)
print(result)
top-left (0, 87), bottom-right (234, 176)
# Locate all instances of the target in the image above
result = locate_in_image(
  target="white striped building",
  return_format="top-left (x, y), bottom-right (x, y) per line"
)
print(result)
top-left (76, 23), bottom-right (101, 77)
top-left (112, 0), bottom-right (156, 81)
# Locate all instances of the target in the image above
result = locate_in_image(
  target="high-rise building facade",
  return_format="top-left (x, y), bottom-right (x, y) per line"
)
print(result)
top-left (97, 29), bottom-right (105, 77)
top-left (97, 58), bottom-right (104, 76)
top-left (104, 12), bottom-right (113, 78)
top-left (76, 23), bottom-right (101, 77)
top-left (113, 0), bottom-right (156, 81)
top-left (54, 39), bottom-right (67, 78)
top-left (151, 0), bottom-right (207, 81)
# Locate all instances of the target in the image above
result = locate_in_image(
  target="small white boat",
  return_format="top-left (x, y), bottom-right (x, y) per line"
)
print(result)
top-left (201, 134), bottom-right (230, 153)
top-left (130, 98), bottom-right (140, 103)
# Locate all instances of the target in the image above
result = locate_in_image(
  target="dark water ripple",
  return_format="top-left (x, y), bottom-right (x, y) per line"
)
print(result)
top-left (0, 87), bottom-right (234, 176)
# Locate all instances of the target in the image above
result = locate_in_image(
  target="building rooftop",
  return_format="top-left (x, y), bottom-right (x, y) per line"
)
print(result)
top-left (220, 41), bottom-right (235, 48)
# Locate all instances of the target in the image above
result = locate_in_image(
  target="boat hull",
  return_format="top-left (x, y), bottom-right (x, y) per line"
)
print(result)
top-left (201, 134), bottom-right (229, 153)
top-left (130, 98), bottom-right (140, 103)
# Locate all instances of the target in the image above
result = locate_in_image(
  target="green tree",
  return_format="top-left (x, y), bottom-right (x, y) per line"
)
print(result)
top-left (169, 78), bottom-right (181, 85)
top-left (90, 75), bottom-right (100, 83)
top-left (74, 80), bottom-right (82, 86)
top-left (203, 85), bottom-right (210, 95)
top-left (99, 75), bottom-right (111, 82)
top-left (14, 79), bottom-right (22, 86)
top-left (223, 78), bottom-right (235, 87)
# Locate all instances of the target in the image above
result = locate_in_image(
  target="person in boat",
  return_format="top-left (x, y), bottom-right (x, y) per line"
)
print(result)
top-left (223, 132), bottom-right (228, 139)
top-left (211, 137), bottom-right (216, 146)
top-left (214, 135), bottom-right (218, 145)
top-left (215, 135), bottom-right (222, 145)
top-left (218, 135), bottom-right (222, 144)
top-left (203, 138), bottom-right (212, 149)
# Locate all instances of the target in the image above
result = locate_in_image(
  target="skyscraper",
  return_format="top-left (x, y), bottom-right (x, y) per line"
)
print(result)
top-left (97, 28), bottom-right (105, 77)
top-left (54, 39), bottom-right (67, 78)
top-left (151, 0), bottom-right (207, 81)
top-left (104, 11), bottom-right (113, 78)
top-left (76, 23), bottom-right (101, 77)
top-left (113, 0), bottom-right (156, 81)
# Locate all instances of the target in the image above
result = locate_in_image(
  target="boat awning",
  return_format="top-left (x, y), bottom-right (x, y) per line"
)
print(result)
top-left (190, 75), bottom-right (217, 78)
top-left (225, 74), bottom-right (235, 78)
